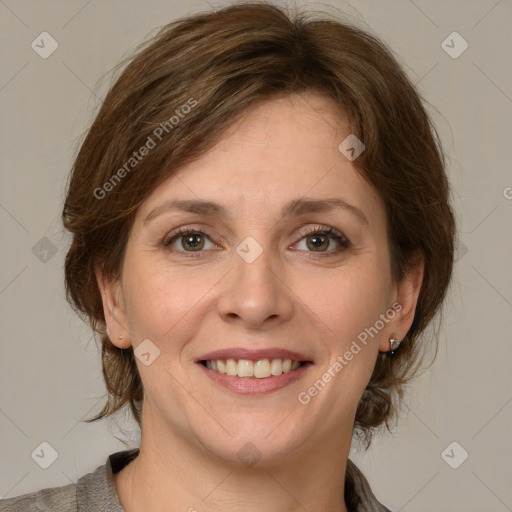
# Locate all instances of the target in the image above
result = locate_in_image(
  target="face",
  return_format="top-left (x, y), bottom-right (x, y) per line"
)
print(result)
top-left (98, 92), bottom-right (422, 465)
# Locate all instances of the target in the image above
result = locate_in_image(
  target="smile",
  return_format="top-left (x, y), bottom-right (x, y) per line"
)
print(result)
top-left (197, 354), bottom-right (313, 394)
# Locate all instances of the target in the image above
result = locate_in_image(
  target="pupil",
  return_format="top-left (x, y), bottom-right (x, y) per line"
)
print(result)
top-left (185, 234), bottom-right (203, 250)
top-left (308, 235), bottom-right (327, 251)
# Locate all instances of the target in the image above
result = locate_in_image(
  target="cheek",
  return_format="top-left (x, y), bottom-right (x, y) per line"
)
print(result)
top-left (296, 264), bottom-right (389, 345)
top-left (122, 257), bottom-right (217, 345)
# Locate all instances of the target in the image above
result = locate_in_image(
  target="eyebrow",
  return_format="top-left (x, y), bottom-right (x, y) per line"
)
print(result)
top-left (143, 197), bottom-right (369, 226)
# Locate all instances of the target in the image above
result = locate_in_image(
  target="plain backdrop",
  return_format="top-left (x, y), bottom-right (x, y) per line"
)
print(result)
top-left (1, 1), bottom-right (511, 511)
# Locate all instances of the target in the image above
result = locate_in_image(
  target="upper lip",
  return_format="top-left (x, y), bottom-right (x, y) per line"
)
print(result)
top-left (196, 348), bottom-right (313, 363)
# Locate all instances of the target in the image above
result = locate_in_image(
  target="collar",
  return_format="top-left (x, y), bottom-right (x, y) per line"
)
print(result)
top-left (79, 449), bottom-right (391, 512)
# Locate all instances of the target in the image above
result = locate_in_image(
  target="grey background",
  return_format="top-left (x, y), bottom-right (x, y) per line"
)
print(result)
top-left (1, 0), bottom-right (511, 510)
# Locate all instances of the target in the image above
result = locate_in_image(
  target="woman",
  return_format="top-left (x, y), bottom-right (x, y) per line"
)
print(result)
top-left (1, 2), bottom-right (455, 511)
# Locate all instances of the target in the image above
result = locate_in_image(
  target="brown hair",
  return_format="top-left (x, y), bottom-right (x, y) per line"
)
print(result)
top-left (62, 1), bottom-right (456, 443)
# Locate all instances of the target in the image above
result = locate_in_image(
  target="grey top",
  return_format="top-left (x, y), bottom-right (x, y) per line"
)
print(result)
top-left (0, 449), bottom-right (392, 511)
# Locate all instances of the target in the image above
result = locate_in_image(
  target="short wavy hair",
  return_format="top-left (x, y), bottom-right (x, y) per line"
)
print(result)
top-left (62, 1), bottom-right (456, 443)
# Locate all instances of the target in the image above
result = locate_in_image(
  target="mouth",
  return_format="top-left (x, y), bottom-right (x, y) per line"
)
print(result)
top-left (195, 348), bottom-right (313, 394)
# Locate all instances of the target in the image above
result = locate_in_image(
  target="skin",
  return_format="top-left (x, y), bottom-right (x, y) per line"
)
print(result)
top-left (96, 92), bottom-right (424, 512)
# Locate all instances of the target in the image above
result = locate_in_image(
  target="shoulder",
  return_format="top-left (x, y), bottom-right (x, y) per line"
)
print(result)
top-left (0, 450), bottom-right (135, 512)
top-left (0, 482), bottom-right (77, 512)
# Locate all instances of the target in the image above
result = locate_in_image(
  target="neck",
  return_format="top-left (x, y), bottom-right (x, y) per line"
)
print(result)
top-left (114, 407), bottom-right (351, 512)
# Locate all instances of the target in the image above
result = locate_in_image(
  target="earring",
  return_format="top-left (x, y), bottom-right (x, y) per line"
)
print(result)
top-left (389, 338), bottom-right (401, 355)
top-left (118, 335), bottom-right (124, 341)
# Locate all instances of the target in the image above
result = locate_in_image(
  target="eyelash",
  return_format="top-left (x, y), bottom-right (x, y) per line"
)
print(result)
top-left (162, 225), bottom-right (351, 259)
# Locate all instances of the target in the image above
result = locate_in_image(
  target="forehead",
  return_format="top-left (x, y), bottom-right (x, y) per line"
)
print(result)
top-left (137, 92), bottom-right (385, 230)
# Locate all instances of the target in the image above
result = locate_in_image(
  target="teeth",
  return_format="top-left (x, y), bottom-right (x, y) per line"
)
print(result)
top-left (204, 358), bottom-right (303, 378)
top-left (254, 359), bottom-right (271, 378)
top-left (226, 359), bottom-right (237, 376)
top-left (237, 359), bottom-right (253, 377)
top-left (271, 358), bottom-right (282, 375)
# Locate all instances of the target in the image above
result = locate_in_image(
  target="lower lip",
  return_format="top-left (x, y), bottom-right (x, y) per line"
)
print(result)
top-left (197, 362), bottom-right (312, 395)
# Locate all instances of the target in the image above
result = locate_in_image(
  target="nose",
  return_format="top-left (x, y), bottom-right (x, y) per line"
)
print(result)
top-left (217, 242), bottom-right (294, 329)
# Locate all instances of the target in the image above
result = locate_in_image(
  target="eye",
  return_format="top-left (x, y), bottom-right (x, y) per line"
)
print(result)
top-left (162, 224), bottom-right (351, 258)
top-left (163, 227), bottom-right (217, 255)
top-left (292, 225), bottom-right (351, 256)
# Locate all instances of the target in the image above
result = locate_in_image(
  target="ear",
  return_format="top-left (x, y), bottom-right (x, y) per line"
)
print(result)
top-left (95, 265), bottom-right (131, 349)
top-left (379, 250), bottom-right (425, 352)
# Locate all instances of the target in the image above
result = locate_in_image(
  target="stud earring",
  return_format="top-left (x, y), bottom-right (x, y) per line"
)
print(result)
top-left (389, 338), bottom-right (401, 355)
top-left (118, 335), bottom-right (124, 341)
